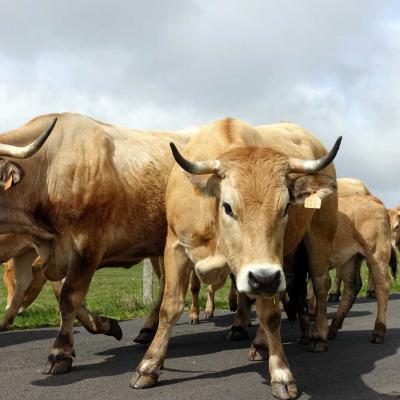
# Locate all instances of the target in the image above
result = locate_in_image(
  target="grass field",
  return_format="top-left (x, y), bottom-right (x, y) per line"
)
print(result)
top-left (0, 260), bottom-right (399, 330)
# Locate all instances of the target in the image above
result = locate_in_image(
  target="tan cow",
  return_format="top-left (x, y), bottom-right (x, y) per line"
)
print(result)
top-left (327, 195), bottom-right (395, 342)
top-left (388, 206), bottom-right (400, 250)
top-left (0, 113), bottom-right (191, 375)
top-left (131, 118), bottom-right (341, 400)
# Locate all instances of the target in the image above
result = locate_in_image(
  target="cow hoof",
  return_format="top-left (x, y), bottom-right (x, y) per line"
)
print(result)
top-left (327, 293), bottom-right (340, 303)
top-left (248, 343), bottom-right (267, 361)
top-left (108, 318), bottom-right (122, 341)
top-left (271, 382), bottom-right (298, 400)
top-left (0, 324), bottom-right (9, 332)
top-left (134, 328), bottom-right (156, 345)
top-left (190, 318), bottom-right (200, 325)
top-left (366, 290), bottom-right (376, 299)
top-left (130, 371), bottom-right (158, 389)
top-left (307, 340), bottom-right (327, 353)
top-left (204, 311), bottom-right (214, 320)
top-left (226, 326), bottom-right (249, 341)
top-left (370, 334), bottom-right (384, 344)
top-left (43, 354), bottom-right (73, 375)
top-left (297, 335), bottom-right (311, 345)
top-left (327, 327), bottom-right (338, 340)
top-left (229, 303), bottom-right (238, 312)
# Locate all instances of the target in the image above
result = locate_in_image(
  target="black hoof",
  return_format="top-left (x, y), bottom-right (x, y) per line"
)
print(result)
top-left (43, 353), bottom-right (73, 375)
top-left (370, 334), bottom-right (384, 344)
top-left (307, 339), bottom-right (328, 353)
top-left (327, 293), bottom-right (340, 303)
top-left (108, 318), bottom-right (123, 341)
top-left (226, 326), bottom-right (249, 341)
top-left (134, 328), bottom-right (156, 345)
top-left (229, 303), bottom-right (238, 312)
top-left (366, 290), bottom-right (376, 299)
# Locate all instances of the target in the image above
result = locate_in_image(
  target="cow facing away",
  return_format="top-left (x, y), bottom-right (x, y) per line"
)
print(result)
top-left (132, 118), bottom-right (341, 400)
top-left (0, 113), bottom-right (190, 374)
top-left (325, 195), bottom-right (397, 342)
top-left (389, 207), bottom-right (400, 250)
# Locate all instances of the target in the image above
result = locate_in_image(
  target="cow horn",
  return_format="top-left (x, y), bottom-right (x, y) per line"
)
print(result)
top-left (0, 118), bottom-right (57, 159)
top-left (170, 142), bottom-right (220, 175)
top-left (289, 136), bottom-right (342, 173)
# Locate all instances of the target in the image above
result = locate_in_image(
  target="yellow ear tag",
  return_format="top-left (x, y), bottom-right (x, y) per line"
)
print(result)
top-left (3, 175), bottom-right (13, 191)
top-left (273, 293), bottom-right (279, 305)
top-left (304, 193), bottom-right (321, 209)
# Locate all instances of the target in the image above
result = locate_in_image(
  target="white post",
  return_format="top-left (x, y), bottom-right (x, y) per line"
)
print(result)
top-left (143, 258), bottom-right (153, 305)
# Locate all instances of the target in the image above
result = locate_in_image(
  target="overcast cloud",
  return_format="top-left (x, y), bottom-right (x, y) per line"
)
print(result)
top-left (0, 0), bottom-right (399, 206)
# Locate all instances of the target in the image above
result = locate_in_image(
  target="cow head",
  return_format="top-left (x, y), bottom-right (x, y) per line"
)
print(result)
top-left (170, 136), bottom-right (341, 297)
top-left (389, 208), bottom-right (400, 250)
top-left (0, 118), bottom-right (57, 191)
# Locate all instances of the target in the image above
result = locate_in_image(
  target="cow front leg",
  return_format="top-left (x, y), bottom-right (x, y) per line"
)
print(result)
top-left (43, 258), bottom-right (97, 375)
top-left (248, 324), bottom-right (268, 361)
top-left (257, 297), bottom-right (297, 400)
top-left (3, 261), bottom-right (15, 311)
top-left (304, 236), bottom-right (331, 352)
top-left (228, 276), bottom-right (238, 311)
top-left (134, 257), bottom-right (165, 344)
top-left (205, 275), bottom-right (227, 319)
top-left (227, 292), bottom-right (252, 341)
top-left (131, 234), bottom-right (192, 389)
top-left (328, 256), bottom-right (361, 340)
top-left (0, 252), bottom-right (37, 331)
top-left (189, 271), bottom-right (201, 324)
top-left (327, 267), bottom-right (342, 302)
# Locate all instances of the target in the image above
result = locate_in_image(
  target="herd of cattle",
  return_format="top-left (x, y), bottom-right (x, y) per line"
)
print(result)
top-left (0, 112), bottom-right (399, 400)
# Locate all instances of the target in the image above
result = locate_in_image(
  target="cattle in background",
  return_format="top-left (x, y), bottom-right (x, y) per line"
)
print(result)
top-left (132, 118), bottom-right (341, 400)
top-left (326, 195), bottom-right (396, 342)
top-left (0, 113), bottom-right (190, 375)
top-left (388, 207), bottom-right (400, 251)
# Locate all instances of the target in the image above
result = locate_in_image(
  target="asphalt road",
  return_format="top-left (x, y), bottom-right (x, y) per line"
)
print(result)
top-left (1, 296), bottom-right (400, 400)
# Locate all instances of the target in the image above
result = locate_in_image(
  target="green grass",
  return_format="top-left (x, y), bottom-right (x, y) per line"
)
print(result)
top-left (0, 259), bottom-right (399, 330)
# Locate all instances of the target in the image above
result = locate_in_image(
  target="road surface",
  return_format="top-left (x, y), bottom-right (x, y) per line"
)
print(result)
top-left (1, 296), bottom-right (400, 399)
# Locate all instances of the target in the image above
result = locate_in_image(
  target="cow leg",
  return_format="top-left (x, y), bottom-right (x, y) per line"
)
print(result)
top-left (134, 257), bottom-right (165, 344)
top-left (248, 324), bottom-right (268, 361)
top-left (3, 261), bottom-right (15, 310)
top-left (205, 274), bottom-right (227, 319)
top-left (43, 252), bottom-right (100, 375)
top-left (304, 236), bottom-right (331, 352)
top-left (51, 280), bottom-right (122, 341)
top-left (328, 256), bottom-right (362, 340)
top-left (257, 296), bottom-right (297, 400)
top-left (227, 292), bottom-right (252, 341)
top-left (328, 267), bottom-right (342, 302)
top-left (189, 272), bottom-right (201, 324)
top-left (228, 277), bottom-right (238, 312)
top-left (19, 264), bottom-right (47, 312)
top-left (368, 258), bottom-right (390, 343)
top-left (366, 264), bottom-right (376, 298)
top-left (131, 234), bottom-right (192, 389)
top-left (0, 252), bottom-right (36, 331)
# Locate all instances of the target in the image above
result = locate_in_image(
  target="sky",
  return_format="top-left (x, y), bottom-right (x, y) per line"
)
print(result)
top-left (0, 0), bottom-right (399, 206)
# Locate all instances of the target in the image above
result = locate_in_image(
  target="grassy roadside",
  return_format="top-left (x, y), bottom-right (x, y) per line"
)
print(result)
top-left (0, 260), bottom-right (399, 330)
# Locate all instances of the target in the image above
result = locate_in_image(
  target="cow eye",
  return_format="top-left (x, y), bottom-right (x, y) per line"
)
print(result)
top-left (222, 202), bottom-right (234, 217)
top-left (283, 203), bottom-right (290, 217)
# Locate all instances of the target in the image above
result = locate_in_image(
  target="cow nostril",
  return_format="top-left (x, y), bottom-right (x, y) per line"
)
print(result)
top-left (248, 271), bottom-right (260, 289)
top-left (272, 271), bottom-right (281, 281)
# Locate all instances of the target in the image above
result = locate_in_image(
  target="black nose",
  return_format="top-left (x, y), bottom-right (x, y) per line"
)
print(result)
top-left (248, 270), bottom-right (281, 294)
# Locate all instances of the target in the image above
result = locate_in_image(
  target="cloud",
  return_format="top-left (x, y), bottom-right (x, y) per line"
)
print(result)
top-left (0, 0), bottom-right (399, 206)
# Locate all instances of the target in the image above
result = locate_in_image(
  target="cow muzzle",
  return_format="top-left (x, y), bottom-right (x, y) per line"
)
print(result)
top-left (236, 264), bottom-right (286, 295)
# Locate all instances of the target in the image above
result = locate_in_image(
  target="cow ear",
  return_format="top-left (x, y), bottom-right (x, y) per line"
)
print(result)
top-left (287, 173), bottom-right (337, 206)
top-left (0, 161), bottom-right (24, 191)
